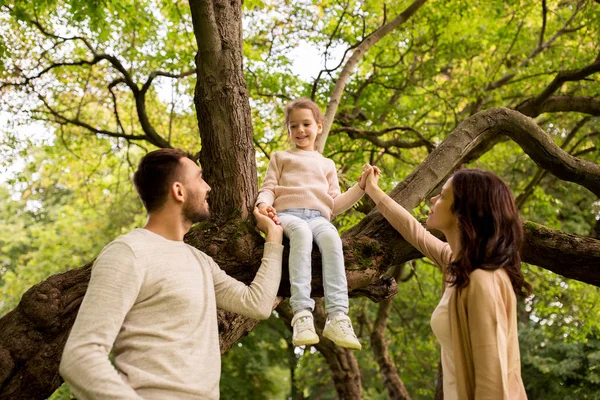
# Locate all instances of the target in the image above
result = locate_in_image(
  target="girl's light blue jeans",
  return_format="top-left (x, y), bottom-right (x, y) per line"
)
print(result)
top-left (278, 208), bottom-right (349, 315)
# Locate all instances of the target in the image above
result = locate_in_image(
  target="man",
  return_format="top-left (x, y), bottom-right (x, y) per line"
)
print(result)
top-left (60, 148), bottom-right (284, 399)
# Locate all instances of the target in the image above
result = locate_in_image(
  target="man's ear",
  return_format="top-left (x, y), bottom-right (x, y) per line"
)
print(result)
top-left (171, 181), bottom-right (185, 203)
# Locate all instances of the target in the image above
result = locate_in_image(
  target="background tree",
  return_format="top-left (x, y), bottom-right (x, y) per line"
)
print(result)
top-left (0, 0), bottom-right (599, 398)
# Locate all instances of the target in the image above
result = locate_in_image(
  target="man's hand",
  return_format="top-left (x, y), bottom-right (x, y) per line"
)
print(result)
top-left (254, 207), bottom-right (283, 244)
top-left (257, 202), bottom-right (280, 225)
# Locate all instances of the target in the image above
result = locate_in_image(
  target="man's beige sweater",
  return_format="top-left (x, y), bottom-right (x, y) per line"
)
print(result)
top-left (59, 228), bottom-right (283, 399)
top-left (255, 147), bottom-right (364, 220)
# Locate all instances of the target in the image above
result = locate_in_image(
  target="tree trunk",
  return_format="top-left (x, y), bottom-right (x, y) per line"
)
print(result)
top-left (189, 0), bottom-right (257, 223)
top-left (434, 361), bottom-right (444, 400)
top-left (370, 266), bottom-right (412, 400)
top-left (0, 263), bottom-right (92, 400)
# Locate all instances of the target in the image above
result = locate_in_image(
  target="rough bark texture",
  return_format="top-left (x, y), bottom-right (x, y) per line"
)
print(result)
top-left (0, 263), bottom-right (92, 400)
top-left (522, 222), bottom-right (600, 286)
top-left (189, 0), bottom-right (258, 223)
top-left (277, 300), bottom-right (363, 400)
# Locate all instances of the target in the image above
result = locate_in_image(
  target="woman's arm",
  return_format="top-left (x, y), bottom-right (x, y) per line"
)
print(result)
top-left (365, 169), bottom-right (452, 268)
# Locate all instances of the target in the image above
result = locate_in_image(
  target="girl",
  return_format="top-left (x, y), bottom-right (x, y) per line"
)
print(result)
top-left (364, 166), bottom-right (531, 399)
top-left (256, 98), bottom-right (368, 350)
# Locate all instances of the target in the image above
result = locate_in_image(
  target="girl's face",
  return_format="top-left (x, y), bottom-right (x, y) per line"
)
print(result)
top-left (287, 107), bottom-right (322, 151)
top-left (427, 178), bottom-right (458, 233)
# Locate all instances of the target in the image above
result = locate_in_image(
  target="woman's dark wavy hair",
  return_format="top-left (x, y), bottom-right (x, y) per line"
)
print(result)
top-left (447, 169), bottom-right (532, 297)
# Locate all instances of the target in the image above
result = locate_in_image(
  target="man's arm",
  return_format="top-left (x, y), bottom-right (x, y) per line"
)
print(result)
top-left (208, 208), bottom-right (284, 319)
top-left (59, 242), bottom-right (143, 400)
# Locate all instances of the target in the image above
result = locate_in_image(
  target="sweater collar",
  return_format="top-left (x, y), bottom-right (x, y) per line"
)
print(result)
top-left (287, 147), bottom-right (323, 157)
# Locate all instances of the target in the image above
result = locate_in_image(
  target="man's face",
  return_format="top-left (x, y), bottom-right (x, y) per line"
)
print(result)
top-left (180, 157), bottom-right (211, 223)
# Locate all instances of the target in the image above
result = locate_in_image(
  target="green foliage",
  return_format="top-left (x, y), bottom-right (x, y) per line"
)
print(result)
top-left (220, 316), bottom-right (292, 399)
top-left (0, 134), bottom-right (145, 314)
top-left (0, 0), bottom-right (599, 398)
top-left (521, 326), bottom-right (600, 399)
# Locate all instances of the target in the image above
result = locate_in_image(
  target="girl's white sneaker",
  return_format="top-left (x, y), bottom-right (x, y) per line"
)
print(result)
top-left (322, 314), bottom-right (361, 350)
top-left (291, 310), bottom-right (319, 346)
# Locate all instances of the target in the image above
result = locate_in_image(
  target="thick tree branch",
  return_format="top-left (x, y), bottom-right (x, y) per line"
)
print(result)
top-left (345, 107), bottom-right (600, 286)
top-left (317, 0), bottom-right (428, 152)
top-left (519, 95), bottom-right (600, 117)
top-left (516, 58), bottom-right (600, 116)
top-left (516, 116), bottom-right (591, 208)
top-left (522, 222), bottom-right (600, 286)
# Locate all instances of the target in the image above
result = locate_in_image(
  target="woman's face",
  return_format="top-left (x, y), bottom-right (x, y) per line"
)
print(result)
top-left (427, 178), bottom-right (458, 233)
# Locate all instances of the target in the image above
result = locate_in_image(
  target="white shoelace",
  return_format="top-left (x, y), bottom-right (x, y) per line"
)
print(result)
top-left (295, 317), bottom-right (314, 333)
top-left (331, 317), bottom-right (355, 337)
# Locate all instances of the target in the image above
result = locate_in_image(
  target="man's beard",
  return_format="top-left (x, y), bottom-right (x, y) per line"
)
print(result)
top-left (182, 192), bottom-right (210, 224)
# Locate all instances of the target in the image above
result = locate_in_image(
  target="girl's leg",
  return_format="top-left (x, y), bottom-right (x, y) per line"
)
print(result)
top-left (309, 218), bottom-right (348, 315)
top-left (278, 213), bottom-right (315, 314)
top-left (310, 217), bottom-right (360, 350)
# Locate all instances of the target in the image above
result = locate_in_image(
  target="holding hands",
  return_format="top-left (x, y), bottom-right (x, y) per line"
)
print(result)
top-left (257, 203), bottom-right (280, 225)
top-left (255, 162), bottom-right (382, 239)
top-left (359, 163), bottom-right (381, 191)
top-left (360, 163), bottom-right (385, 205)
top-left (253, 206), bottom-right (283, 243)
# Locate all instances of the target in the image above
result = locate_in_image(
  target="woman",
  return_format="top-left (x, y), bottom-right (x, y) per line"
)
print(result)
top-left (364, 166), bottom-right (531, 399)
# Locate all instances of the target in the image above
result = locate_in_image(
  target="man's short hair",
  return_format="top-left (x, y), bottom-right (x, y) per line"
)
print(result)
top-left (133, 148), bottom-right (189, 213)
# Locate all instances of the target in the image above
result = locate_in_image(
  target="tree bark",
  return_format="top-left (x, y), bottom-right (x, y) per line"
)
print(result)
top-left (189, 0), bottom-right (258, 223)
top-left (518, 95), bottom-right (600, 117)
top-left (434, 361), bottom-right (444, 400)
top-left (370, 266), bottom-right (412, 400)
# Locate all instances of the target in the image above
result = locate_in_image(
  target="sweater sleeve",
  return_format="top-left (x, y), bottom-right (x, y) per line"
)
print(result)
top-left (327, 161), bottom-right (365, 217)
top-left (376, 195), bottom-right (452, 268)
top-left (59, 242), bottom-right (143, 400)
top-left (207, 242), bottom-right (284, 320)
top-left (256, 153), bottom-right (280, 207)
top-left (467, 270), bottom-right (511, 399)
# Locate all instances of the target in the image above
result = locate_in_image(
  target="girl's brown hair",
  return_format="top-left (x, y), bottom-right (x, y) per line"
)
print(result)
top-left (284, 98), bottom-right (324, 129)
top-left (447, 169), bottom-right (532, 297)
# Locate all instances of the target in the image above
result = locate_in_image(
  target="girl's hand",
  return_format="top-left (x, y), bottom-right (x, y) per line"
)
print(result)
top-left (358, 166), bottom-right (372, 190)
